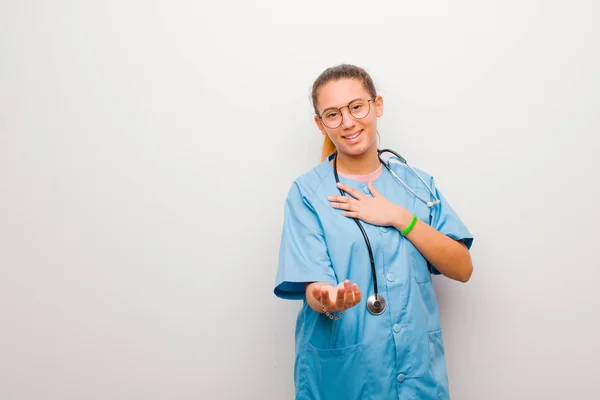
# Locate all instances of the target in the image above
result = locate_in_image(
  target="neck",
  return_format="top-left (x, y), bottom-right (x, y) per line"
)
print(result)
top-left (334, 150), bottom-right (380, 175)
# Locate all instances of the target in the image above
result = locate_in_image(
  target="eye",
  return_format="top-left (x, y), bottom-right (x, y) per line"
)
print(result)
top-left (325, 111), bottom-right (339, 119)
top-left (351, 104), bottom-right (363, 111)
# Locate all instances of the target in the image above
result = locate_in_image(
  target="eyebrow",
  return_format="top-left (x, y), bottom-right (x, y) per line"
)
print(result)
top-left (321, 98), bottom-right (364, 113)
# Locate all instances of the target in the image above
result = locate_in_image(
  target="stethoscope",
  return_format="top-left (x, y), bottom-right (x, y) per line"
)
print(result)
top-left (332, 149), bottom-right (441, 315)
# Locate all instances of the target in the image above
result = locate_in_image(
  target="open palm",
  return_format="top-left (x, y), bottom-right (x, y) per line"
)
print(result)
top-left (312, 280), bottom-right (362, 312)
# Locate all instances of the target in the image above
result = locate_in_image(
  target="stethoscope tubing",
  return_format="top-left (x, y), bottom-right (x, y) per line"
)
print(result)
top-left (332, 149), bottom-right (441, 313)
top-left (378, 149), bottom-right (440, 208)
top-left (333, 154), bottom-right (380, 299)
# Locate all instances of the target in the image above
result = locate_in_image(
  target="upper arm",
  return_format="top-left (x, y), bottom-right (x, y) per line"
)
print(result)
top-left (274, 183), bottom-right (337, 300)
top-left (427, 176), bottom-right (474, 274)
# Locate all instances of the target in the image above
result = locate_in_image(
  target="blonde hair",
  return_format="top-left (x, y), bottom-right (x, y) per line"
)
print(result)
top-left (311, 64), bottom-right (378, 161)
top-left (320, 136), bottom-right (337, 161)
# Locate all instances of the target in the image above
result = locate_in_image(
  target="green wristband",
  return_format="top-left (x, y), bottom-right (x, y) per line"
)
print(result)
top-left (401, 215), bottom-right (418, 236)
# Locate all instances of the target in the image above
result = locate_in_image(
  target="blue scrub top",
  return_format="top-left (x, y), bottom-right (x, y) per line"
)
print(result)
top-left (274, 154), bottom-right (473, 400)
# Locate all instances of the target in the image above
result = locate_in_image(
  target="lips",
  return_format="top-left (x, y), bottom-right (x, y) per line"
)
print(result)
top-left (343, 130), bottom-right (363, 140)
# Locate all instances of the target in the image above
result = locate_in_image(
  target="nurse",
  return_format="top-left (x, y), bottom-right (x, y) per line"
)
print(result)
top-left (274, 64), bottom-right (474, 400)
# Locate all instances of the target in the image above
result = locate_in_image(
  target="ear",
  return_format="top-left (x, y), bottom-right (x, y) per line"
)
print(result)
top-left (374, 95), bottom-right (384, 118)
top-left (314, 115), bottom-right (328, 136)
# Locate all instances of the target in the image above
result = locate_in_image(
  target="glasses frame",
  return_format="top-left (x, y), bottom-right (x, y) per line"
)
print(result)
top-left (318, 98), bottom-right (375, 129)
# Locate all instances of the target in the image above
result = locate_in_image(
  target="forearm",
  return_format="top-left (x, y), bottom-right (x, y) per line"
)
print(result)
top-left (392, 208), bottom-right (473, 282)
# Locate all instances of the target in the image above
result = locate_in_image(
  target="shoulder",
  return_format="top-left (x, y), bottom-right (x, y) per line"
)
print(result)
top-left (286, 157), bottom-right (333, 202)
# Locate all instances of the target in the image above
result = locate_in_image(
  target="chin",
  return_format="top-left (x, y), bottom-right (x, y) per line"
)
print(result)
top-left (340, 140), bottom-right (376, 157)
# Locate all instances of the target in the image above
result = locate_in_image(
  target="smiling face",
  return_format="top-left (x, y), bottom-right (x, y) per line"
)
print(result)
top-left (314, 78), bottom-right (384, 159)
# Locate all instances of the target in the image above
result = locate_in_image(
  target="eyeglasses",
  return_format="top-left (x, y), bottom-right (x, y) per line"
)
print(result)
top-left (318, 98), bottom-right (374, 129)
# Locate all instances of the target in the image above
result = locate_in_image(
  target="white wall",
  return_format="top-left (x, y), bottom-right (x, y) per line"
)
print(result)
top-left (1, 1), bottom-right (598, 399)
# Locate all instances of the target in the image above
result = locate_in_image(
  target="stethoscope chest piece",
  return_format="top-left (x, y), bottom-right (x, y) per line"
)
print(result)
top-left (367, 294), bottom-right (386, 315)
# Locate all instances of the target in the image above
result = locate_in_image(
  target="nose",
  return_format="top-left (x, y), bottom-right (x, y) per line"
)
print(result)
top-left (340, 107), bottom-right (356, 129)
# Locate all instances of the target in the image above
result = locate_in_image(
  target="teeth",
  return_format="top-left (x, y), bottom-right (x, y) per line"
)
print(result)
top-left (345, 131), bottom-right (361, 140)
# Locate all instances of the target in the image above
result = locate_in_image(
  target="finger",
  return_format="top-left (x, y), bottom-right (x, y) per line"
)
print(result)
top-left (321, 286), bottom-right (335, 309)
top-left (335, 282), bottom-right (346, 310)
top-left (368, 181), bottom-right (381, 197)
top-left (344, 281), bottom-right (354, 309)
top-left (342, 212), bottom-right (360, 219)
top-left (352, 283), bottom-right (362, 305)
top-left (312, 285), bottom-right (322, 302)
top-left (336, 182), bottom-right (365, 200)
top-left (330, 202), bottom-right (354, 211)
top-left (327, 196), bottom-right (350, 203)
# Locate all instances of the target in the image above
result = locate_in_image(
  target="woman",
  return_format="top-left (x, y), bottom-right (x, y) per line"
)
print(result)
top-left (274, 64), bottom-right (473, 400)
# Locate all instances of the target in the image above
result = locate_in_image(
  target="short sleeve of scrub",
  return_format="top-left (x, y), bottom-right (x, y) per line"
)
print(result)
top-left (274, 182), bottom-right (337, 300)
top-left (427, 176), bottom-right (474, 275)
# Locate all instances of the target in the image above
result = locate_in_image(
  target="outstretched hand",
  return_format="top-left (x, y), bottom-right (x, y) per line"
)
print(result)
top-left (312, 280), bottom-right (362, 312)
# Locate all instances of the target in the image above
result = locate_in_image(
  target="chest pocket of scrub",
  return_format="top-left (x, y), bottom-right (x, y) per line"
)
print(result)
top-left (410, 187), bottom-right (433, 284)
top-left (303, 342), bottom-right (373, 400)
